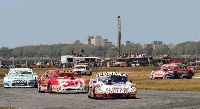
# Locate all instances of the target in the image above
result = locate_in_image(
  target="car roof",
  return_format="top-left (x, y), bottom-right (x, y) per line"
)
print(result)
top-left (9, 68), bottom-right (32, 70)
top-left (8, 68), bottom-right (33, 74)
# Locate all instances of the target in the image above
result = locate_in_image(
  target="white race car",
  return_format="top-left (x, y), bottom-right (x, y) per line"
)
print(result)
top-left (3, 68), bottom-right (38, 88)
top-left (88, 72), bottom-right (137, 99)
top-left (72, 65), bottom-right (92, 76)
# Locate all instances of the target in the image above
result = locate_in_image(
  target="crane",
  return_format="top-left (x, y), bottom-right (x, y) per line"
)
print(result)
top-left (117, 16), bottom-right (121, 56)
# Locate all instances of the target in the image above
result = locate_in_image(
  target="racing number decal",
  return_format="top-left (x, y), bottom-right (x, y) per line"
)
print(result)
top-left (52, 70), bottom-right (74, 74)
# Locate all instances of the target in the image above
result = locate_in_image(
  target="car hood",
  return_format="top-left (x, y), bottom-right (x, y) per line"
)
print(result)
top-left (50, 78), bottom-right (85, 87)
top-left (4, 74), bottom-right (35, 80)
top-left (51, 77), bottom-right (84, 83)
top-left (73, 69), bottom-right (85, 71)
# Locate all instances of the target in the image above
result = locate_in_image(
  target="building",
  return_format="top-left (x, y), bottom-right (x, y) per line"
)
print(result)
top-left (91, 36), bottom-right (104, 46)
top-left (143, 44), bottom-right (152, 49)
top-left (150, 41), bottom-right (163, 45)
top-left (167, 43), bottom-right (175, 49)
top-left (83, 35), bottom-right (113, 47)
top-left (83, 36), bottom-right (94, 45)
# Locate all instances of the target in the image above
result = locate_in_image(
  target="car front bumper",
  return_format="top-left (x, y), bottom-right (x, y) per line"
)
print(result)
top-left (4, 80), bottom-right (36, 88)
top-left (94, 92), bottom-right (137, 98)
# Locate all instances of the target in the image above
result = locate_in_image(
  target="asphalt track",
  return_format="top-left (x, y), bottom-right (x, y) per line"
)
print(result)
top-left (0, 83), bottom-right (200, 109)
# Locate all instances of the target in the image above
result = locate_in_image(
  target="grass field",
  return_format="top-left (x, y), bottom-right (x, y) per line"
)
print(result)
top-left (0, 107), bottom-right (19, 109)
top-left (0, 67), bottom-right (200, 91)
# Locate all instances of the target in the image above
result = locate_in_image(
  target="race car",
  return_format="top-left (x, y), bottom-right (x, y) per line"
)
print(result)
top-left (3, 68), bottom-right (38, 88)
top-left (88, 72), bottom-right (137, 99)
top-left (37, 69), bottom-right (90, 93)
top-left (150, 63), bottom-right (195, 79)
top-left (72, 65), bottom-right (92, 76)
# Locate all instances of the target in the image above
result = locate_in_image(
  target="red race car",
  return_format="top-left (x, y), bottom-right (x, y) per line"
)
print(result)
top-left (37, 69), bottom-right (89, 93)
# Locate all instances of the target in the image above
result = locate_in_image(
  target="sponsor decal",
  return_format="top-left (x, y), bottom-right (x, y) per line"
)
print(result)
top-left (106, 87), bottom-right (128, 91)
top-left (105, 90), bottom-right (129, 94)
top-left (60, 80), bottom-right (83, 87)
top-left (104, 87), bottom-right (136, 94)
top-left (13, 80), bottom-right (27, 83)
top-left (130, 87), bottom-right (137, 92)
top-left (52, 70), bottom-right (76, 74)
top-left (97, 72), bottom-right (127, 77)
top-left (95, 85), bottom-right (101, 92)
top-left (52, 86), bottom-right (60, 91)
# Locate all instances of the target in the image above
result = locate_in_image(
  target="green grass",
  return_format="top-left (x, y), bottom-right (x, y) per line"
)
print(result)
top-left (0, 107), bottom-right (19, 109)
top-left (1, 67), bottom-right (200, 91)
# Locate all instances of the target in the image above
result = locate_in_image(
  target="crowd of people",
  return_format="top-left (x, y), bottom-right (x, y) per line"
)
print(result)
top-left (117, 52), bottom-right (146, 58)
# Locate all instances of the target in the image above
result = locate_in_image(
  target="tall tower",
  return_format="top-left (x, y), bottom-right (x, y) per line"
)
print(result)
top-left (117, 16), bottom-right (121, 55)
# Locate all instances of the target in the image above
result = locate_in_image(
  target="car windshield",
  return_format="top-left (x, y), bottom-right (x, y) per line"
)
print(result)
top-left (52, 73), bottom-right (79, 77)
top-left (111, 76), bottom-right (128, 82)
top-left (74, 66), bottom-right (85, 69)
top-left (161, 66), bottom-right (175, 70)
top-left (21, 72), bottom-right (33, 74)
top-left (99, 76), bottom-right (128, 83)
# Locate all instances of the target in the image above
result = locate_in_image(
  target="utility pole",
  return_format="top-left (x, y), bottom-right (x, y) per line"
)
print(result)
top-left (195, 29), bottom-right (196, 42)
top-left (117, 16), bottom-right (121, 56)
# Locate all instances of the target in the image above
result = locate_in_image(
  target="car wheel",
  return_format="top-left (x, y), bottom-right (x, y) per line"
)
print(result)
top-left (174, 72), bottom-right (179, 79)
top-left (187, 72), bottom-right (193, 79)
top-left (49, 84), bottom-right (53, 93)
top-left (37, 83), bottom-right (41, 93)
top-left (88, 90), bottom-right (91, 98)
top-left (90, 88), bottom-right (97, 99)
top-left (35, 78), bottom-right (38, 88)
top-left (84, 84), bottom-right (89, 92)
top-left (89, 72), bottom-right (92, 76)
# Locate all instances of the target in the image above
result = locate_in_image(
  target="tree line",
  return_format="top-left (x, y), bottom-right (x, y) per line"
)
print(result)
top-left (0, 41), bottom-right (200, 60)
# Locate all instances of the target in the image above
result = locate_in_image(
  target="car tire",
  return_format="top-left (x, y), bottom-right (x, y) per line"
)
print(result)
top-left (88, 90), bottom-right (91, 98)
top-left (88, 72), bottom-right (92, 76)
top-left (37, 83), bottom-right (41, 93)
top-left (49, 84), bottom-right (53, 93)
top-left (174, 72), bottom-right (179, 79)
top-left (187, 71), bottom-right (193, 79)
top-left (89, 72), bottom-right (92, 76)
top-left (91, 88), bottom-right (97, 99)
top-left (84, 84), bottom-right (89, 92)
top-left (35, 78), bottom-right (38, 88)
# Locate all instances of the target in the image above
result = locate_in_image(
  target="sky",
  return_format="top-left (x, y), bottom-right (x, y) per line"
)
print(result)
top-left (0, 0), bottom-right (200, 48)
